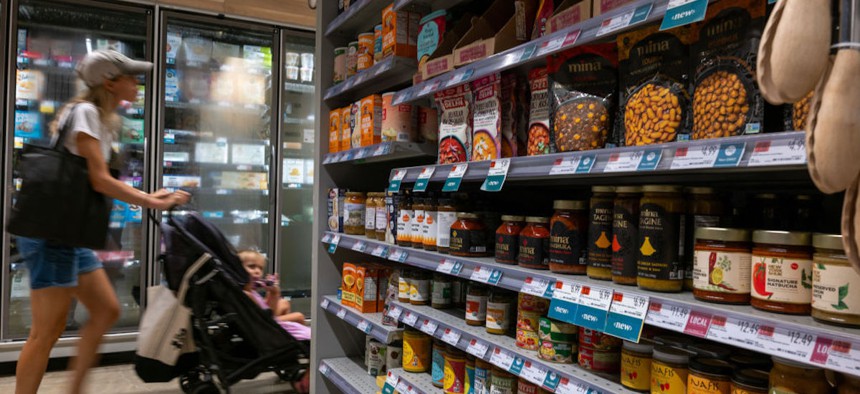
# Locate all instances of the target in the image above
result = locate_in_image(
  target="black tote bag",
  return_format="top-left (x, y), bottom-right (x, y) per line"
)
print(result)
top-left (6, 105), bottom-right (113, 249)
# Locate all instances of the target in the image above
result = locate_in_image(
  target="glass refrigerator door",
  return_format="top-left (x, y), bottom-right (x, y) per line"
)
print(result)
top-left (3, 0), bottom-right (151, 340)
top-left (279, 31), bottom-right (315, 318)
top-left (159, 14), bottom-right (277, 260)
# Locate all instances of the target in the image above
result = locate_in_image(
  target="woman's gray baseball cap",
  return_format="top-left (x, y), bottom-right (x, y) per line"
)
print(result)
top-left (76, 50), bottom-right (153, 88)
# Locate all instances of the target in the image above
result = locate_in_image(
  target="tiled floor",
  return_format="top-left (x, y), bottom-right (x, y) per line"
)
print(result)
top-left (0, 364), bottom-right (296, 393)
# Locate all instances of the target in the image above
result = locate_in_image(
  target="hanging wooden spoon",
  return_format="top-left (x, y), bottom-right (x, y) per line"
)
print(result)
top-left (842, 177), bottom-right (860, 271)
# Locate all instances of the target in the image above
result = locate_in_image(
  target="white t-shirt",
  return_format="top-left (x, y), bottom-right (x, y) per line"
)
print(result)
top-left (55, 103), bottom-right (114, 162)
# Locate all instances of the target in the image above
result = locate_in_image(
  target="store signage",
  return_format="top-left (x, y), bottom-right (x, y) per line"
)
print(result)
top-left (748, 136), bottom-right (806, 166)
top-left (661, 0), bottom-right (709, 30)
top-left (387, 305), bottom-right (403, 321)
top-left (327, 235), bottom-right (341, 254)
top-left (706, 315), bottom-right (769, 351)
top-left (442, 164), bottom-right (469, 192)
top-left (573, 285), bottom-right (614, 331)
top-left (548, 281), bottom-right (581, 323)
top-left (490, 348), bottom-right (516, 371)
top-left (605, 292), bottom-right (649, 342)
top-left (388, 169), bottom-right (407, 193)
top-left (395, 381), bottom-right (414, 394)
top-left (509, 357), bottom-right (526, 375)
top-left (597, 3), bottom-right (653, 36)
top-left (644, 301), bottom-right (690, 331)
top-left (481, 158), bottom-right (511, 192)
top-left (470, 266), bottom-right (503, 285)
top-left (671, 142), bottom-right (746, 169)
top-left (517, 44), bottom-right (538, 63)
top-left (537, 30), bottom-right (581, 57)
top-left (467, 339), bottom-right (490, 358)
top-left (388, 249), bottom-right (408, 263)
top-left (763, 326), bottom-right (817, 361)
top-left (683, 310), bottom-right (712, 338)
top-left (442, 328), bottom-right (461, 346)
top-left (413, 167), bottom-right (436, 192)
top-left (322, 233), bottom-right (333, 243)
top-left (521, 277), bottom-right (554, 298)
top-left (420, 319), bottom-right (439, 335)
top-left (556, 378), bottom-right (590, 394)
top-left (604, 150), bottom-right (652, 173)
top-left (382, 371), bottom-right (399, 394)
top-left (520, 361), bottom-right (549, 386)
top-left (549, 154), bottom-right (597, 176)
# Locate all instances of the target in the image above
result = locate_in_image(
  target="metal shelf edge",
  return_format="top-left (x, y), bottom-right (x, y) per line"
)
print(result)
top-left (321, 295), bottom-right (403, 344)
top-left (323, 56), bottom-right (417, 103)
top-left (319, 357), bottom-right (380, 394)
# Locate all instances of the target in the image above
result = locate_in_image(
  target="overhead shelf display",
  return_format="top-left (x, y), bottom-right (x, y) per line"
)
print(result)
top-left (320, 295), bottom-right (403, 344)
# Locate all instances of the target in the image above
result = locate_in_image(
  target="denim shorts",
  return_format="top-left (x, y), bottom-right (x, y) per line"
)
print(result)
top-left (16, 237), bottom-right (103, 290)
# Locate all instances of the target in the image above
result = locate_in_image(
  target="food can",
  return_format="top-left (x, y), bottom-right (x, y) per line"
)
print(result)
top-left (333, 47), bottom-right (347, 84)
top-left (517, 378), bottom-right (542, 394)
top-left (490, 367), bottom-right (516, 394)
top-left (538, 338), bottom-right (576, 364)
top-left (579, 327), bottom-right (622, 351)
top-left (357, 33), bottom-right (374, 71)
top-left (347, 41), bottom-right (359, 77)
top-left (538, 317), bottom-right (577, 342)
top-left (444, 346), bottom-right (466, 394)
top-left (517, 310), bottom-right (542, 332)
top-left (516, 328), bottom-right (540, 351)
top-left (432, 339), bottom-right (445, 387)
top-left (518, 293), bottom-right (550, 313)
top-left (382, 92), bottom-right (416, 142)
top-left (578, 345), bottom-right (620, 373)
top-left (374, 24), bottom-right (384, 64)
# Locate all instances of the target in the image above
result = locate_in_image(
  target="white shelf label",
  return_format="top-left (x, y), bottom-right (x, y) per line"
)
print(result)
top-left (441, 328), bottom-right (461, 346)
top-left (442, 163), bottom-right (469, 192)
top-left (481, 158), bottom-right (511, 192)
top-left (373, 144), bottom-right (390, 157)
top-left (490, 347), bottom-right (516, 371)
top-left (597, 3), bottom-right (653, 36)
top-left (437, 259), bottom-right (464, 275)
top-left (551, 281), bottom-right (582, 304)
top-left (385, 370), bottom-right (399, 388)
top-left (519, 361), bottom-right (549, 386)
top-left (608, 293), bottom-right (649, 320)
top-left (577, 285), bottom-right (614, 311)
top-left (469, 266), bottom-right (503, 285)
top-left (706, 316), bottom-right (768, 351)
top-left (413, 166), bottom-right (436, 192)
top-left (402, 311), bottom-right (419, 326)
top-left (419, 80), bottom-right (441, 97)
top-left (336, 308), bottom-right (347, 319)
top-left (356, 319), bottom-right (372, 334)
top-left (389, 249), bottom-right (408, 263)
top-left (748, 136), bottom-right (806, 166)
top-left (644, 301), bottom-right (690, 331)
top-left (603, 151), bottom-right (644, 173)
top-left (813, 338), bottom-right (860, 373)
top-left (446, 69), bottom-right (474, 88)
top-left (762, 326), bottom-right (816, 361)
top-left (466, 338), bottom-right (489, 358)
top-left (354, 148), bottom-right (368, 160)
top-left (521, 277), bottom-right (553, 298)
top-left (371, 245), bottom-right (390, 258)
top-left (321, 298), bottom-right (330, 309)
top-left (670, 144), bottom-right (720, 169)
top-left (556, 379), bottom-right (590, 394)
top-left (388, 306), bottom-right (403, 321)
top-left (351, 241), bottom-right (367, 252)
top-left (420, 319), bottom-right (439, 336)
top-left (549, 157), bottom-right (580, 175)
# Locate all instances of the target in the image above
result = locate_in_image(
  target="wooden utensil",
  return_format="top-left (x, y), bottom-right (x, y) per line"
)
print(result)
top-left (842, 177), bottom-right (860, 271)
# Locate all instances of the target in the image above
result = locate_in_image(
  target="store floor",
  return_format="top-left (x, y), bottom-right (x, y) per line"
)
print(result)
top-left (0, 364), bottom-right (296, 393)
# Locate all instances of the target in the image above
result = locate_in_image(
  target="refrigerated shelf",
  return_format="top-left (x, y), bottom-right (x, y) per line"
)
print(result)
top-left (284, 82), bottom-right (315, 94)
top-left (318, 357), bottom-right (380, 394)
top-left (323, 141), bottom-right (436, 165)
top-left (323, 56), bottom-right (417, 104)
top-left (320, 295), bottom-right (403, 344)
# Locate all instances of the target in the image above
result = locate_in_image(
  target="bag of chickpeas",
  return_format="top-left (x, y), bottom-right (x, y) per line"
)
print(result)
top-left (548, 43), bottom-right (618, 152)
top-left (690, 0), bottom-right (766, 140)
top-left (617, 24), bottom-right (694, 146)
top-left (783, 91), bottom-right (814, 131)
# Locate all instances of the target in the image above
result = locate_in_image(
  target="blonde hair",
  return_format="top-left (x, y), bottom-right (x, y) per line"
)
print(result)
top-left (238, 249), bottom-right (267, 265)
top-left (50, 84), bottom-right (120, 138)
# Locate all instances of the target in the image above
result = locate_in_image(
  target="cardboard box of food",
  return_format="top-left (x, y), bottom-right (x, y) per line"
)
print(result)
top-left (359, 94), bottom-right (383, 147)
top-left (329, 109), bottom-right (342, 153)
top-left (546, 0), bottom-right (592, 34)
top-left (592, 0), bottom-right (638, 17)
top-left (341, 262), bottom-right (357, 308)
top-left (421, 12), bottom-right (476, 80)
top-left (452, 0), bottom-right (537, 67)
top-left (328, 188), bottom-right (346, 233)
top-left (352, 263), bottom-right (382, 313)
top-left (382, 4), bottom-right (420, 59)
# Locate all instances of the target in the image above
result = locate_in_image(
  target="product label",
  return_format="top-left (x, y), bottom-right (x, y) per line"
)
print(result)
top-left (365, 206), bottom-right (376, 230)
top-left (436, 86), bottom-right (472, 164)
top-left (638, 204), bottom-right (683, 280)
top-left (688, 375), bottom-right (730, 394)
top-left (451, 229), bottom-right (487, 254)
top-left (620, 353), bottom-right (650, 391)
top-left (423, 210), bottom-right (438, 247)
top-left (432, 345), bottom-right (445, 385)
top-left (651, 363), bottom-right (687, 394)
top-left (466, 294), bottom-right (488, 322)
top-left (437, 211), bottom-right (458, 248)
top-left (397, 209), bottom-right (413, 244)
top-left (692, 250), bottom-right (752, 294)
top-left (612, 205), bottom-right (639, 278)
top-left (344, 202), bottom-right (366, 230)
top-left (432, 280), bottom-right (452, 305)
top-left (490, 375), bottom-right (516, 394)
top-left (549, 220), bottom-right (587, 267)
top-left (398, 277), bottom-right (410, 300)
top-left (474, 365), bottom-right (490, 394)
top-left (472, 75), bottom-right (502, 161)
top-left (444, 357), bottom-right (466, 393)
top-left (685, 214), bottom-right (720, 281)
top-left (376, 205), bottom-right (388, 232)
top-left (589, 202), bottom-right (614, 269)
top-left (486, 301), bottom-right (512, 332)
top-left (751, 255), bottom-right (813, 303)
top-left (520, 235), bottom-right (550, 267)
top-left (410, 279), bottom-right (431, 302)
top-left (495, 233), bottom-right (519, 263)
top-left (411, 209), bottom-right (425, 244)
top-left (813, 263), bottom-right (860, 314)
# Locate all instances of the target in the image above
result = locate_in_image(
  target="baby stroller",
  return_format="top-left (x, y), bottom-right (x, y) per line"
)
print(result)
top-left (135, 211), bottom-right (309, 393)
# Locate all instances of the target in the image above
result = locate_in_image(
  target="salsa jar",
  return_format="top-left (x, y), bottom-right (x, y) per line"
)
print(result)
top-left (750, 231), bottom-right (813, 315)
top-left (519, 217), bottom-right (551, 270)
top-left (730, 369), bottom-right (769, 394)
top-left (684, 187), bottom-right (724, 290)
top-left (651, 345), bottom-right (692, 394)
top-left (612, 186), bottom-right (642, 285)
top-left (397, 194), bottom-right (414, 246)
top-left (450, 213), bottom-right (489, 257)
top-left (588, 187), bottom-right (615, 280)
top-left (769, 357), bottom-right (831, 394)
top-left (436, 198), bottom-right (458, 253)
top-left (638, 185), bottom-right (686, 293)
top-left (423, 197), bottom-right (439, 250)
top-left (688, 357), bottom-right (733, 394)
top-left (495, 215), bottom-right (525, 264)
top-left (486, 289), bottom-right (514, 335)
top-left (465, 283), bottom-right (489, 326)
top-left (548, 200), bottom-right (588, 274)
top-left (692, 227), bottom-right (752, 305)
top-left (344, 192), bottom-right (367, 235)
top-left (621, 340), bottom-right (654, 392)
top-left (812, 233), bottom-right (860, 326)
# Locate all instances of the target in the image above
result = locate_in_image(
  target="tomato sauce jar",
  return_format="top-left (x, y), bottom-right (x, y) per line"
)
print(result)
top-left (692, 227), bottom-right (752, 305)
top-left (450, 213), bottom-right (489, 257)
top-left (750, 230), bottom-right (813, 315)
top-left (549, 200), bottom-right (588, 274)
top-left (519, 217), bottom-right (551, 270)
top-left (495, 215), bottom-right (524, 264)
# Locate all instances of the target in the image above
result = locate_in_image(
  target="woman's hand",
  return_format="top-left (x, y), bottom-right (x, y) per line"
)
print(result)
top-left (151, 190), bottom-right (191, 210)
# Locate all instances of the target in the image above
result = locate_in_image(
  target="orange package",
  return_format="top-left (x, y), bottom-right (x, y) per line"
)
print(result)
top-left (341, 263), bottom-right (357, 308)
top-left (382, 4), bottom-right (418, 58)
top-left (340, 106), bottom-right (355, 152)
top-left (329, 108), bottom-right (342, 153)
top-left (352, 263), bottom-right (381, 313)
top-left (360, 95), bottom-right (383, 147)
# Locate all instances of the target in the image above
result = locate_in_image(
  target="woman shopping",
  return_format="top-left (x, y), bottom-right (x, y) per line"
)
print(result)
top-left (14, 50), bottom-right (190, 394)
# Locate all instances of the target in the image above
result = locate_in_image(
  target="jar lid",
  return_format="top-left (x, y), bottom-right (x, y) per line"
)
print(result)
top-left (695, 227), bottom-right (751, 243)
top-left (752, 230), bottom-right (812, 246)
top-left (728, 353), bottom-right (773, 370)
top-left (687, 343), bottom-right (731, 360)
top-left (526, 216), bottom-right (550, 223)
top-left (346, 191), bottom-right (365, 197)
top-left (690, 357), bottom-right (733, 376)
top-left (773, 356), bottom-right (823, 370)
top-left (653, 334), bottom-right (695, 348)
top-left (458, 212), bottom-right (480, 219)
top-left (592, 186), bottom-right (615, 193)
top-left (615, 186), bottom-right (643, 193)
top-left (731, 369), bottom-right (770, 389)
top-left (813, 233), bottom-right (844, 250)
top-left (652, 345), bottom-right (692, 364)
top-left (622, 339), bottom-right (655, 354)
top-left (686, 187), bottom-right (715, 194)
top-left (501, 215), bottom-right (525, 222)
top-left (642, 185), bottom-right (682, 193)
top-left (553, 200), bottom-right (586, 210)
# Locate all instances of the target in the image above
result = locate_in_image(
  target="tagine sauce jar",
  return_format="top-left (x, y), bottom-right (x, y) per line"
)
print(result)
top-left (612, 186), bottom-right (642, 285)
top-left (750, 231), bottom-right (813, 315)
top-left (549, 200), bottom-right (588, 274)
top-left (637, 185), bottom-right (686, 293)
top-left (621, 339), bottom-right (653, 392)
top-left (495, 215), bottom-right (525, 264)
top-left (588, 187), bottom-right (615, 280)
top-left (812, 233), bottom-right (860, 326)
top-left (519, 217), bottom-right (551, 269)
top-left (451, 213), bottom-right (488, 257)
top-left (651, 346), bottom-right (692, 394)
top-left (687, 357), bottom-right (732, 394)
top-left (692, 227), bottom-right (752, 305)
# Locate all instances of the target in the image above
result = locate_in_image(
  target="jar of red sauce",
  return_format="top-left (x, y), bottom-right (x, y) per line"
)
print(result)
top-left (549, 200), bottom-right (588, 274)
top-left (519, 217), bottom-right (550, 270)
top-left (495, 215), bottom-right (524, 265)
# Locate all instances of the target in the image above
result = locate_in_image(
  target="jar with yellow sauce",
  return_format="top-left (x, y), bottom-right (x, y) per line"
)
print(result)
top-left (688, 357), bottom-right (732, 394)
top-left (621, 339), bottom-right (653, 392)
top-left (638, 185), bottom-right (685, 292)
top-left (344, 192), bottom-right (367, 235)
top-left (812, 233), bottom-right (860, 327)
top-left (651, 345), bottom-right (692, 394)
top-left (402, 328), bottom-right (431, 373)
top-left (769, 357), bottom-right (831, 394)
top-left (730, 369), bottom-right (769, 394)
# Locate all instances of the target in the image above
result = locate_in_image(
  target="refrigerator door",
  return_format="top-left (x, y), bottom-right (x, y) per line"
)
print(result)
top-left (157, 13), bottom-right (278, 274)
top-left (278, 30), bottom-right (315, 318)
top-left (2, 0), bottom-right (152, 340)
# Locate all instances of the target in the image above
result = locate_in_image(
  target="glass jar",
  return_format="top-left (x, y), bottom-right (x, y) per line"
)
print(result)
top-left (753, 193), bottom-right (781, 231)
top-left (687, 343), bottom-right (730, 360)
top-left (423, 197), bottom-right (439, 250)
top-left (450, 213), bottom-right (488, 257)
top-left (588, 187), bottom-right (616, 280)
top-left (688, 357), bottom-right (732, 394)
top-left (465, 354), bottom-right (475, 394)
top-left (397, 194), bottom-right (414, 246)
top-left (344, 192), bottom-right (367, 235)
top-left (444, 345), bottom-right (466, 394)
top-left (730, 369), bottom-right (769, 394)
top-left (750, 230), bottom-right (813, 314)
top-left (365, 192), bottom-right (379, 238)
top-left (436, 198), bottom-right (458, 253)
top-left (728, 352), bottom-right (772, 371)
top-left (486, 289), bottom-right (514, 335)
top-left (769, 357), bottom-right (831, 394)
top-left (519, 216), bottom-right (552, 270)
top-left (548, 200), bottom-right (588, 274)
top-left (452, 278), bottom-right (466, 308)
top-left (490, 367), bottom-right (516, 394)
top-left (638, 185), bottom-right (685, 292)
top-left (839, 375), bottom-right (860, 394)
top-left (792, 194), bottom-right (814, 231)
top-left (410, 270), bottom-right (431, 306)
top-left (432, 338), bottom-right (445, 387)
top-left (692, 227), bottom-right (752, 304)
top-left (474, 358), bottom-right (492, 394)
top-left (612, 186), bottom-right (642, 285)
top-left (495, 215), bottom-right (525, 264)
top-left (398, 269), bottom-right (412, 302)
top-left (402, 328), bottom-right (431, 373)
top-left (653, 334), bottom-right (695, 349)
top-left (375, 192), bottom-right (388, 240)
top-left (685, 187), bottom-right (724, 290)
top-left (621, 339), bottom-right (653, 392)
top-left (432, 273), bottom-right (453, 309)
top-left (812, 233), bottom-right (860, 326)
top-left (385, 193), bottom-right (397, 244)
top-left (465, 283), bottom-right (489, 326)
top-left (412, 198), bottom-right (426, 247)
top-left (651, 345), bottom-right (692, 394)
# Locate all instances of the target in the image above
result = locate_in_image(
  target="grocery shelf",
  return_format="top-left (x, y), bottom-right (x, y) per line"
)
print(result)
top-left (318, 357), bottom-right (380, 394)
top-left (325, 0), bottom-right (391, 38)
top-left (388, 368), bottom-right (438, 394)
top-left (165, 101), bottom-right (270, 114)
top-left (320, 295), bottom-right (403, 344)
top-left (393, 0), bottom-right (471, 11)
top-left (323, 142), bottom-right (436, 165)
top-left (324, 232), bottom-right (860, 377)
top-left (388, 301), bottom-right (628, 393)
top-left (323, 56), bottom-right (417, 104)
top-left (284, 82), bottom-right (315, 94)
top-left (392, 0), bottom-right (705, 106)
top-left (388, 132), bottom-right (809, 186)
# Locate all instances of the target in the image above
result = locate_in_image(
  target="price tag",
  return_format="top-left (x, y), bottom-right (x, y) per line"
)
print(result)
top-left (672, 142), bottom-right (746, 169)
top-left (388, 169), bottom-right (408, 192)
top-left (353, 72), bottom-right (368, 86)
top-left (319, 363), bottom-right (330, 376)
top-left (351, 241), bottom-right (367, 253)
top-left (389, 249), bottom-right (409, 263)
top-left (395, 381), bottom-right (410, 394)
top-left (388, 305), bottom-right (403, 320)
top-left (418, 80), bottom-right (441, 97)
top-left (382, 371), bottom-right (399, 394)
top-left (321, 298), bottom-right (330, 309)
top-left (441, 328), bottom-right (461, 346)
top-left (748, 136), bottom-right (806, 167)
top-left (327, 235), bottom-right (341, 254)
top-left (549, 157), bottom-right (580, 175)
top-left (357, 319), bottom-right (372, 334)
top-left (683, 310), bottom-right (713, 338)
top-left (420, 319), bottom-right (439, 335)
top-left (813, 338), bottom-right (860, 373)
top-left (574, 285), bottom-right (614, 331)
top-left (413, 167), bottom-right (436, 192)
top-left (661, 0), bottom-right (708, 30)
top-left (322, 233), bottom-right (333, 243)
top-left (706, 316), bottom-right (768, 350)
top-left (513, 44), bottom-right (538, 63)
top-left (556, 378), bottom-right (590, 394)
top-left (605, 292), bottom-right (649, 342)
top-left (344, 150), bottom-right (355, 162)
top-left (373, 144), bottom-right (390, 157)
top-left (637, 149), bottom-right (663, 170)
top-left (521, 277), bottom-right (554, 298)
top-left (446, 69), bottom-right (474, 88)
top-left (548, 281), bottom-right (581, 323)
top-left (509, 357), bottom-right (525, 375)
top-left (466, 339), bottom-right (489, 358)
top-left (442, 164), bottom-right (469, 192)
top-left (537, 34), bottom-right (567, 57)
top-left (597, 3), bottom-right (653, 36)
top-left (644, 302), bottom-right (690, 331)
top-left (520, 361), bottom-right (549, 386)
top-left (402, 311), bottom-right (419, 326)
top-left (336, 308), bottom-right (347, 319)
top-left (437, 259), bottom-right (464, 275)
top-left (481, 158), bottom-right (511, 192)
top-left (323, 155), bottom-right (333, 164)
top-left (490, 348), bottom-right (516, 371)
top-left (761, 326), bottom-right (817, 361)
top-left (603, 151), bottom-right (644, 173)
top-left (375, 61), bottom-right (391, 76)
top-left (354, 148), bottom-right (369, 160)
top-left (470, 266), bottom-right (503, 285)
top-left (371, 245), bottom-right (390, 258)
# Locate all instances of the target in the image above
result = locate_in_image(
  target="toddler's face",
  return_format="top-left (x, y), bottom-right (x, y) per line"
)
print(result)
top-left (241, 254), bottom-right (265, 281)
